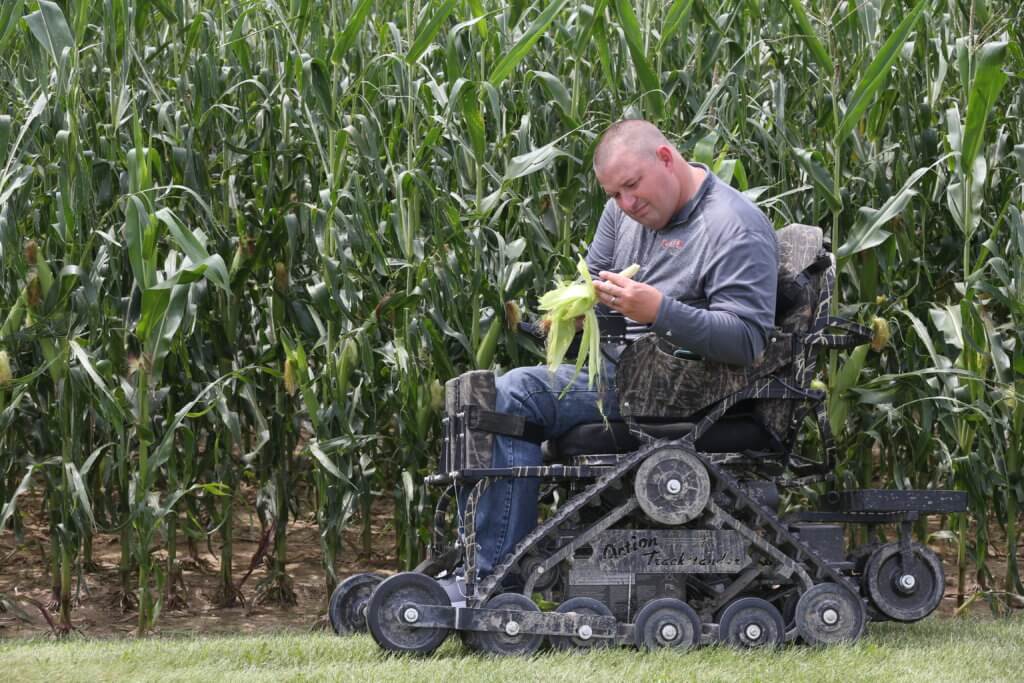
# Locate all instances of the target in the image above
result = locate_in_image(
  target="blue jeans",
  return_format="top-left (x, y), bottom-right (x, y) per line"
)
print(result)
top-left (468, 362), bottom-right (621, 577)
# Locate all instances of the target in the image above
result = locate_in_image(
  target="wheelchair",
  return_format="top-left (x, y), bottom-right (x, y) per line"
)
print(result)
top-left (330, 224), bottom-right (966, 655)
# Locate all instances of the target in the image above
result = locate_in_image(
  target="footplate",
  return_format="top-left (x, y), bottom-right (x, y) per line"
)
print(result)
top-left (823, 489), bottom-right (967, 514)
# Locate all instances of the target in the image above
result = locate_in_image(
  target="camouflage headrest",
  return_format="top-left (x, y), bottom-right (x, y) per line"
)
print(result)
top-left (776, 224), bottom-right (824, 275)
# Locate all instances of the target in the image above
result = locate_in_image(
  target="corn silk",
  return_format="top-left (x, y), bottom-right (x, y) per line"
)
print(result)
top-left (538, 258), bottom-right (639, 396)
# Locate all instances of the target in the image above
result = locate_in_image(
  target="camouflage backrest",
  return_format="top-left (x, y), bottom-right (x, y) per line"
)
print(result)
top-left (777, 223), bottom-right (824, 274)
top-left (774, 224), bottom-right (824, 335)
top-left (754, 224), bottom-right (830, 442)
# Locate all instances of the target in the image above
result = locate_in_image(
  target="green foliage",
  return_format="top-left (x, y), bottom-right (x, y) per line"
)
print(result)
top-left (4, 620), bottom-right (1024, 680)
top-left (0, 0), bottom-right (1021, 631)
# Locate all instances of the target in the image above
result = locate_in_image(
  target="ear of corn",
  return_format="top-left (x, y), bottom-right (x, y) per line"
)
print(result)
top-left (619, 263), bottom-right (641, 279)
top-left (538, 260), bottom-right (640, 392)
top-left (870, 316), bottom-right (891, 352)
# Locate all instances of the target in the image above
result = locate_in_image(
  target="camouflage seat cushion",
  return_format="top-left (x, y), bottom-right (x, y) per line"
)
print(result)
top-left (615, 332), bottom-right (794, 419)
top-left (550, 414), bottom-right (772, 460)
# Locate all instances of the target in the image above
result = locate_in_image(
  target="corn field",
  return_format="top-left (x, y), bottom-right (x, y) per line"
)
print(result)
top-left (0, 0), bottom-right (1021, 634)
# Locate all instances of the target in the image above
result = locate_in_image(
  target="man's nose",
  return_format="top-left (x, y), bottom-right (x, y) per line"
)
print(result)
top-left (618, 192), bottom-right (636, 210)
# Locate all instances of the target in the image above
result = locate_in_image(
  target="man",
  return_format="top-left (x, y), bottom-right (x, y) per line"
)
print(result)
top-left (458, 119), bottom-right (778, 595)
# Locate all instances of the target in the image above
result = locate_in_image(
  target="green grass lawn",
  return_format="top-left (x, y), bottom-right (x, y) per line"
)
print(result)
top-left (2, 617), bottom-right (1023, 683)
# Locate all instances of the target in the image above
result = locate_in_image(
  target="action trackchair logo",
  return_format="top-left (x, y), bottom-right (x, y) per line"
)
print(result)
top-left (660, 238), bottom-right (684, 250)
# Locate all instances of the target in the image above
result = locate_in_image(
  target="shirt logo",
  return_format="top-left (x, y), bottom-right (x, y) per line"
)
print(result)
top-left (660, 238), bottom-right (684, 251)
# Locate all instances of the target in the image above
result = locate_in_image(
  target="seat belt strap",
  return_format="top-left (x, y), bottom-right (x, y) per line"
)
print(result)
top-left (464, 405), bottom-right (546, 444)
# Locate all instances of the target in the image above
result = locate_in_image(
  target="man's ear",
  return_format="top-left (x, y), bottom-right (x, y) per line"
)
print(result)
top-left (656, 145), bottom-right (673, 166)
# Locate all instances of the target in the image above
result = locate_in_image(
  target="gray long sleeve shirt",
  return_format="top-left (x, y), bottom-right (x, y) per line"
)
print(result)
top-left (585, 165), bottom-right (778, 366)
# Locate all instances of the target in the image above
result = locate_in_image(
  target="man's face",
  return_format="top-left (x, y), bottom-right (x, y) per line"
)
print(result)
top-left (595, 146), bottom-right (681, 230)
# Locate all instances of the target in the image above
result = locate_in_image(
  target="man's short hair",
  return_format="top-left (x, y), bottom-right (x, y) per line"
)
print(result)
top-left (593, 119), bottom-right (673, 170)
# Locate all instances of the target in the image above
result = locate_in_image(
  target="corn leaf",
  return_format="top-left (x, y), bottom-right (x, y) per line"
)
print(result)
top-left (836, 0), bottom-right (927, 145)
top-left (0, 466), bottom-right (34, 531)
top-left (613, 0), bottom-right (664, 118)
top-left (503, 143), bottom-right (576, 181)
top-left (784, 0), bottom-right (833, 75)
top-left (331, 0), bottom-right (374, 64)
top-left (406, 0), bottom-right (457, 64)
top-left (793, 147), bottom-right (842, 211)
top-left (65, 462), bottom-right (97, 529)
top-left (837, 164), bottom-right (936, 258)
top-left (488, 0), bottom-right (571, 87)
top-left (25, 0), bottom-right (75, 64)
top-left (961, 42), bottom-right (1009, 175)
top-left (657, 0), bottom-right (694, 51)
top-left (0, 0), bottom-right (25, 52)
top-left (154, 208), bottom-right (230, 292)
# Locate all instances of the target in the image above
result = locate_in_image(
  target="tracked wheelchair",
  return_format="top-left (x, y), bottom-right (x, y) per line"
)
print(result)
top-left (328, 224), bottom-right (966, 655)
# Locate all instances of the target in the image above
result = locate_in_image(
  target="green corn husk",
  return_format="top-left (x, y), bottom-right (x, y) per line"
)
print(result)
top-left (538, 258), bottom-right (639, 393)
top-left (0, 349), bottom-right (11, 385)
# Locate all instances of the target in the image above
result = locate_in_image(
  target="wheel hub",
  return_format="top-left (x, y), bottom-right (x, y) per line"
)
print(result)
top-left (897, 574), bottom-right (917, 593)
top-left (578, 624), bottom-right (593, 640)
top-left (744, 623), bottom-right (763, 641)
top-left (504, 621), bottom-right (520, 636)
top-left (403, 607), bottom-right (420, 623)
top-left (665, 478), bottom-right (682, 495)
top-left (660, 623), bottom-right (679, 641)
top-left (821, 608), bottom-right (839, 626)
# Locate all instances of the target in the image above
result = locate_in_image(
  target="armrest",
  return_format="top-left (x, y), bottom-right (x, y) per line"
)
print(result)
top-left (806, 316), bottom-right (873, 349)
top-left (516, 313), bottom-right (630, 346)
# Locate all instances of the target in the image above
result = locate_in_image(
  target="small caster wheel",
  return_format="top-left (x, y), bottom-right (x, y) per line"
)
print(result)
top-left (795, 582), bottom-right (866, 645)
top-left (549, 597), bottom-right (614, 651)
top-left (864, 543), bottom-right (944, 622)
top-left (469, 593), bottom-right (544, 656)
top-left (634, 598), bottom-right (701, 650)
top-left (520, 556), bottom-right (559, 593)
top-left (328, 573), bottom-right (385, 635)
top-left (366, 572), bottom-right (452, 655)
top-left (717, 597), bottom-right (785, 648)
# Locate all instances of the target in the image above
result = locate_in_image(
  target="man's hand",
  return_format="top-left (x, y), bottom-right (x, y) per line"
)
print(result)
top-left (595, 271), bottom-right (663, 323)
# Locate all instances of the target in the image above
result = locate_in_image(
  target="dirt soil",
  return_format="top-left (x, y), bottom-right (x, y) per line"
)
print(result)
top-left (1, 495), bottom-right (1021, 639)
top-left (0, 490), bottom-right (398, 639)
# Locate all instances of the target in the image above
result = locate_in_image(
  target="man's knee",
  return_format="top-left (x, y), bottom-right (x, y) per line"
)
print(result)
top-left (495, 366), bottom-right (551, 417)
